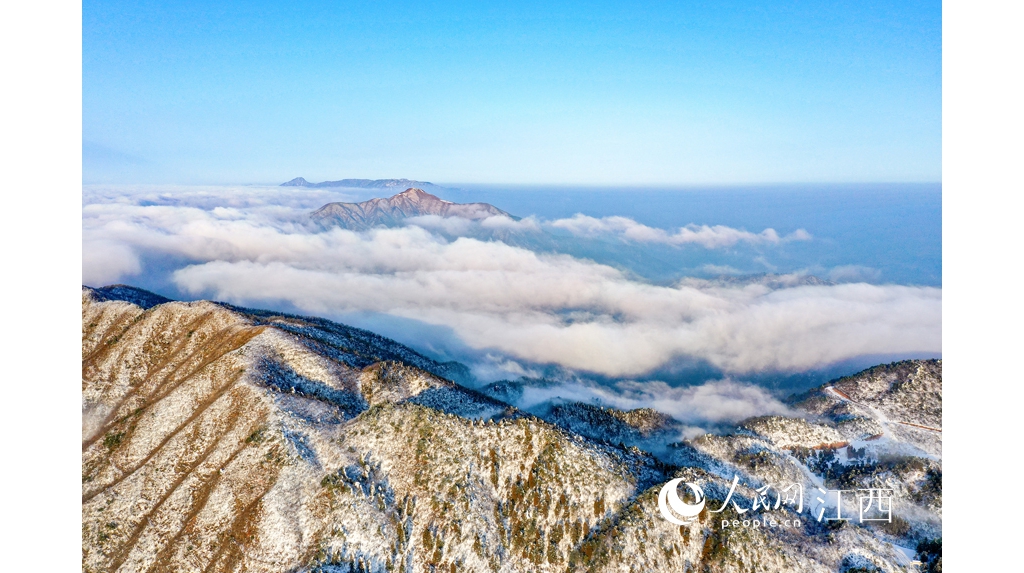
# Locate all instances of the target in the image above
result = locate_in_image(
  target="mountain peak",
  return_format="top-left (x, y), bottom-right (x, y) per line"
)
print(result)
top-left (280, 176), bottom-right (311, 187)
top-left (311, 188), bottom-right (513, 230)
top-left (392, 187), bottom-right (454, 205)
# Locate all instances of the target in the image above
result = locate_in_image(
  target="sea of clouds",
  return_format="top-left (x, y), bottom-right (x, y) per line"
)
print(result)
top-left (83, 185), bottom-right (941, 426)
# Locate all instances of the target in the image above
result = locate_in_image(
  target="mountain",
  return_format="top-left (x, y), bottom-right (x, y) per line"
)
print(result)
top-left (281, 177), bottom-right (447, 192)
top-left (310, 187), bottom-right (514, 230)
top-left (82, 285), bottom-right (940, 573)
top-left (793, 360), bottom-right (942, 457)
top-left (87, 283), bottom-right (173, 309)
top-left (541, 403), bottom-right (682, 452)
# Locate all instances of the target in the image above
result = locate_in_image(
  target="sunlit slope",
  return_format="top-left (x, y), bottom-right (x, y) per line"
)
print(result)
top-left (81, 288), bottom-right (659, 572)
top-left (82, 287), bottom-right (936, 573)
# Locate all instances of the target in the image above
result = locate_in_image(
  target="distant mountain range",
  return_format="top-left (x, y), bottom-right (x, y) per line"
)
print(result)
top-left (310, 187), bottom-right (514, 230)
top-left (281, 177), bottom-right (447, 192)
top-left (83, 284), bottom-right (941, 573)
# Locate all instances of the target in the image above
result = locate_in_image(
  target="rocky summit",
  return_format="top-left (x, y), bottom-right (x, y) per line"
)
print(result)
top-left (310, 187), bottom-right (514, 230)
top-left (82, 285), bottom-right (940, 573)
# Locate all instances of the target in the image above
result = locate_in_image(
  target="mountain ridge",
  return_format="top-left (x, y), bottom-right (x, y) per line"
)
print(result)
top-left (82, 284), bottom-right (940, 572)
top-left (282, 177), bottom-right (446, 192)
top-left (311, 187), bottom-right (515, 230)
top-left (82, 286), bottom-right (674, 572)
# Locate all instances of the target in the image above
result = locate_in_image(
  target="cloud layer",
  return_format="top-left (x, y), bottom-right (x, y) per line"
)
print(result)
top-left (548, 214), bottom-right (812, 247)
top-left (399, 212), bottom-right (811, 250)
top-left (517, 378), bottom-right (794, 427)
top-left (83, 186), bottom-right (941, 377)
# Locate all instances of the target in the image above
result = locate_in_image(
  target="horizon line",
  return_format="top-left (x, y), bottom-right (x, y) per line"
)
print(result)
top-left (82, 180), bottom-right (943, 188)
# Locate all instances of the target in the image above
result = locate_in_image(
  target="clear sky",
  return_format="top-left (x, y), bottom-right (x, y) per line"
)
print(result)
top-left (83, 1), bottom-right (941, 185)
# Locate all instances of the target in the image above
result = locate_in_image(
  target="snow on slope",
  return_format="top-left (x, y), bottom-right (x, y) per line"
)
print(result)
top-left (82, 286), bottom-right (941, 573)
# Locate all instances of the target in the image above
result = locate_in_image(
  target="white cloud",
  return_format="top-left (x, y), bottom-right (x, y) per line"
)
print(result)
top-left (516, 378), bottom-right (794, 426)
top-left (82, 187), bottom-right (940, 377)
top-left (547, 214), bottom-right (812, 248)
top-left (480, 215), bottom-right (541, 232)
top-left (403, 215), bottom-right (476, 235)
top-left (82, 240), bottom-right (141, 285)
top-left (828, 264), bottom-right (883, 283)
top-left (470, 354), bottom-right (544, 382)
top-left (398, 210), bottom-right (806, 250)
top-left (169, 254), bottom-right (940, 375)
top-left (404, 213), bottom-right (542, 235)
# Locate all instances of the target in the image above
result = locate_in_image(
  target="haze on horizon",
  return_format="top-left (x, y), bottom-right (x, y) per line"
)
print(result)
top-left (84, 1), bottom-right (940, 186)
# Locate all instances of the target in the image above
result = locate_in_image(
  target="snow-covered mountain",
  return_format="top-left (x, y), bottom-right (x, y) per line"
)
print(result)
top-left (82, 285), bottom-right (940, 572)
top-left (310, 188), bottom-right (514, 230)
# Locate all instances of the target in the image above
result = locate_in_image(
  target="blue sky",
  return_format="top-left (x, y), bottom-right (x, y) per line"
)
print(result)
top-left (84, 1), bottom-right (941, 185)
